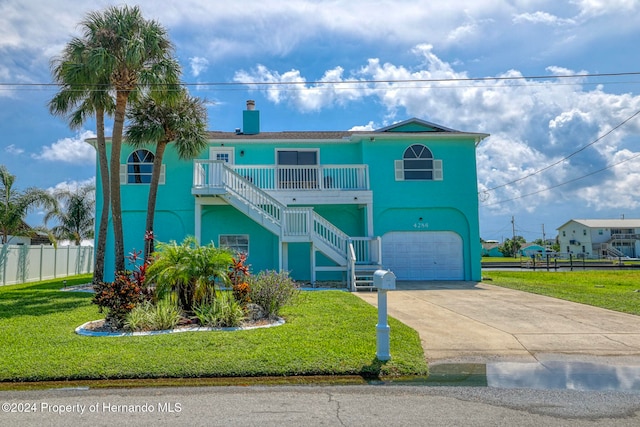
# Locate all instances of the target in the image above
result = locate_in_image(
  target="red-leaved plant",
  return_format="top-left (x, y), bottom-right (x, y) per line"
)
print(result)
top-left (92, 248), bottom-right (154, 329)
top-left (229, 253), bottom-right (251, 305)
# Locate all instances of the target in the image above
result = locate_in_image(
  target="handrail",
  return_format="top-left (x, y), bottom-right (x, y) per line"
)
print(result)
top-left (231, 163), bottom-right (369, 191)
top-left (312, 212), bottom-right (349, 254)
top-left (349, 236), bottom-right (382, 264)
top-left (223, 165), bottom-right (284, 224)
top-left (347, 241), bottom-right (357, 291)
top-left (193, 161), bottom-right (380, 272)
top-left (223, 163), bottom-right (349, 262)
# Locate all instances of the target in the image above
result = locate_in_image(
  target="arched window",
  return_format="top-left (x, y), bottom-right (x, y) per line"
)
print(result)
top-left (395, 144), bottom-right (442, 181)
top-left (121, 149), bottom-right (165, 185)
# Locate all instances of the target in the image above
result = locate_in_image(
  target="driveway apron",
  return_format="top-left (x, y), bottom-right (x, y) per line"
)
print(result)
top-left (355, 282), bottom-right (640, 363)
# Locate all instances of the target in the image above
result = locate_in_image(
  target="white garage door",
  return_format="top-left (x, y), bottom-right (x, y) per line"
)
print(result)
top-left (382, 231), bottom-right (463, 280)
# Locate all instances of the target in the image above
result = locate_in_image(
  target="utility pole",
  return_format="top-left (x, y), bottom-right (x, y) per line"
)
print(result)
top-left (511, 216), bottom-right (516, 258)
top-left (542, 224), bottom-right (546, 244)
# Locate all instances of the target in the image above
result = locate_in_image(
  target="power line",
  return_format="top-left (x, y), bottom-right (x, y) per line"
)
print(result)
top-left (480, 151), bottom-right (640, 207)
top-left (0, 71), bottom-right (639, 88)
top-left (482, 109), bottom-right (640, 193)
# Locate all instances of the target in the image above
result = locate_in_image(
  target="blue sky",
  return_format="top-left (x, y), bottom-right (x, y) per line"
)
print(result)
top-left (1, 0), bottom-right (640, 242)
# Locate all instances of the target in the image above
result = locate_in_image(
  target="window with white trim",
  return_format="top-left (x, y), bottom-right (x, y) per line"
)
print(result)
top-left (120, 149), bottom-right (165, 185)
top-left (219, 234), bottom-right (249, 255)
top-left (395, 144), bottom-right (442, 181)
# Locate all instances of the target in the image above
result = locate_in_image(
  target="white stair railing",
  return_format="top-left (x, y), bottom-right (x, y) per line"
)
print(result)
top-left (223, 166), bottom-right (283, 224)
top-left (349, 236), bottom-right (382, 264)
top-left (347, 241), bottom-right (357, 291)
top-left (283, 207), bottom-right (313, 237)
top-left (195, 162), bottom-right (384, 279)
top-left (222, 163), bottom-right (348, 264)
top-left (312, 212), bottom-right (349, 260)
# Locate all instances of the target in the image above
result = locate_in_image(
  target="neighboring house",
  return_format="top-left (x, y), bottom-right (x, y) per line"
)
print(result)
top-left (519, 243), bottom-right (546, 257)
top-left (481, 242), bottom-right (503, 257)
top-left (93, 101), bottom-right (489, 288)
top-left (557, 219), bottom-right (640, 259)
top-left (3, 221), bottom-right (51, 246)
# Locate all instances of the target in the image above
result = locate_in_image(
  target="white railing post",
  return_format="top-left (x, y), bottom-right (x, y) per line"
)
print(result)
top-left (348, 241), bottom-right (356, 291)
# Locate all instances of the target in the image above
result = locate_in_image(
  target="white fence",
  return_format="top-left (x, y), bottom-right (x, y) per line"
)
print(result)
top-left (0, 244), bottom-right (94, 286)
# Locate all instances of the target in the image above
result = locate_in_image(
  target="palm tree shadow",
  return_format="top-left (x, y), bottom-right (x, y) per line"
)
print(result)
top-left (0, 279), bottom-right (94, 320)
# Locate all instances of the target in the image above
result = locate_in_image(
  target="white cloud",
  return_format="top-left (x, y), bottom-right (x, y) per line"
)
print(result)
top-left (189, 56), bottom-right (209, 77)
top-left (234, 64), bottom-right (371, 112)
top-left (513, 11), bottom-right (575, 26)
top-left (573, 0), bottom-right (639, 19)
top-left (349, 121), bottom-right (377, 131)
top-left (47, 177), bottom-right (96, 195)
top-left (234, 45), bottom-right (640, 218)
top-left (5, 144), bottom-right (24, 155)
top-left (34, 130), bottom-right (97, 164)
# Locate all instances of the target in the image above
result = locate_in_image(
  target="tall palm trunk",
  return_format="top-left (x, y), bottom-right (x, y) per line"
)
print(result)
top-left (93, 108), bottom-right (110, 284)
top-left (110, 91), bottom-right (130, 273)
top-left (143, 139), bottom-right (168, 260)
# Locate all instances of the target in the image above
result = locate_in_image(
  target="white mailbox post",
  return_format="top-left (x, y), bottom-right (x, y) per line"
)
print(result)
top-left (373, 269), bottom-right (396, 361)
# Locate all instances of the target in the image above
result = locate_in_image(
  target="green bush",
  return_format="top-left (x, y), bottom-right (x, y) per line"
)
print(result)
top-left (150, 298), bottom-right (182, 331)
top-left (124, 298), bottom-right (182, 332)
top-left (145, 237), bottom-right (234, 313)
top-left (193, 291), bottom-right (245, 328)
top-left (248, 270), bottom-right (299, 318)
top-left (124, 300), bottom-right (153, 331)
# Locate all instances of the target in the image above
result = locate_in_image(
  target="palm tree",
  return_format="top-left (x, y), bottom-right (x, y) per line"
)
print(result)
top-left (145, 237), bottom-right (233, 313)
top-left (75, 5), bottom-right (180, 272)
top-left (0, 166), bottom-right (58, 244)
top-left (125, 89), bottom-right (209, 259)
top-left (49, 36), bottom-right (114, 283)
top-left (44, 185), bottom-right (95, 246)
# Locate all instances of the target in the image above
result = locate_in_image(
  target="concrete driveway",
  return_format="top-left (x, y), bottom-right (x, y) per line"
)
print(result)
top-left (355, 281), bottom-right (640, 363)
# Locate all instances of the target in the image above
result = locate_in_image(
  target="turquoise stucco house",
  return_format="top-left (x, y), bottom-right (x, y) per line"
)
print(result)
top-left (94, 101), bottom-right (488, 289)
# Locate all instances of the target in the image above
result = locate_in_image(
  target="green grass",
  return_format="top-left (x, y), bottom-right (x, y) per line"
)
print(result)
top-left (0, 275), bottom-right (427, 382)
top-left (481, 256), bottom-right (635, 264)
top-left (481, 256), bottom-right (522, 262)
top-left (483, 270), bottom-right (640, 315)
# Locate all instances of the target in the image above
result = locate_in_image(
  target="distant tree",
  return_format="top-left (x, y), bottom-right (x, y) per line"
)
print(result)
top-left (499, 236), bottom-right (526, 258)
top-left (0, 166), bottom-right (58, 244)
top-left (125, 89), bottom-right (209, 259)
top-left (45, 185), bottom-right (95, 246)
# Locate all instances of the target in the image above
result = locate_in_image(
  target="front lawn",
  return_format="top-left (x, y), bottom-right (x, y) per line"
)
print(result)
top-left (0, 275), bottom-right (427, 382)
top-left (483, 270), bottom-right (640, 315)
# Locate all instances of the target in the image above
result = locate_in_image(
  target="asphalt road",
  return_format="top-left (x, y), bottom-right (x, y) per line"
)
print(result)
top-left (1, 384), bottom-right (639, 426)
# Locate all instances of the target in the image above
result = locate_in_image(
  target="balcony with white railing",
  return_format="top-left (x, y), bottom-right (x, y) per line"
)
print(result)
top-left (193, 160), bottom-right (372, 203)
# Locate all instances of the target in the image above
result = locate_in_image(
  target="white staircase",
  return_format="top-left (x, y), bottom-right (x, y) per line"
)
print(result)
top-left (603, 243), bottom-right (626, 258)
top-left (205, 163), bottom-right (381, 288)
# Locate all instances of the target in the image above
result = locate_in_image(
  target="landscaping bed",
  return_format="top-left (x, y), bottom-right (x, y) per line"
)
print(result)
top-left (0, 275), bottom-right (428, 383)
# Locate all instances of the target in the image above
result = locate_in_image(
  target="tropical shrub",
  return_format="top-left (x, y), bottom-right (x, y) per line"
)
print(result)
top-left (150, 297), bottom-right (183, 331)
top-left (92, 250), bottom-right (153, 329)
top-left (145, 237), bottom-right (233, 313)
top-left (229, 253), bottom-right (251, 305)
top-left (247, 270), bottom-right (299, 318)
top-left (124, 300), bottom-right (154, 331)
top-left (232, 282), bottom-right (251, 306)
top-left (193, 292), bottom-right (245, 328)
top-left (124, 298), bottom-right (183, 332)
